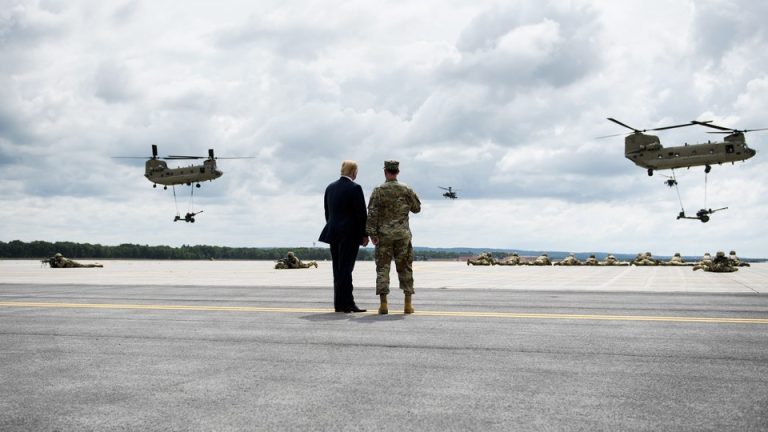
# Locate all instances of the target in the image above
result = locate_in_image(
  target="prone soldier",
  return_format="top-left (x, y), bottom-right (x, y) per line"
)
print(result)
top-left (529, 253), bottom-right (552, 266)
top-left (665, 252), bottom-right (687, 266)
top-left (729, 250), bottom-right (750, 267)
top-left (693, 251), bottom-right (738, 272)
top-left (602, 254), bottom-right (628, 266)
top-left (555, 253), bottom-right (582, 266)
top-left (467, 252), bottom-right (497, 266)
top-left (632, 252), bottom-right (659, 266)
top-left (42, 253), bottom-right (103, 268)
top-left (583, 254), bottom-right (599, 266)
top-left (496, 253), bottom-right (521, 266)
top-left (275, 251), bottom-right (318, 269)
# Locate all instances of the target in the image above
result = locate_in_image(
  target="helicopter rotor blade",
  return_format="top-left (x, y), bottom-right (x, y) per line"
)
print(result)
top-left (691, 120), bottom-right (732, 131)
top-left (694, 121), bottom-right (768, 134)
top-left (596, 132), bottom-right (629, 139)
top-left (607, 118), bottom-right (640, 132)
top-left (648, 121), bottom-right (698, 131)
top-left (706, 128), bottom-right (768, 134)
top-left (165, 155), bottom-right (207, 160)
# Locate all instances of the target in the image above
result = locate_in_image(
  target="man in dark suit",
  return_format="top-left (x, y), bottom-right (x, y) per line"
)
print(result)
top-left (319, 160), bottom-right (369, 312)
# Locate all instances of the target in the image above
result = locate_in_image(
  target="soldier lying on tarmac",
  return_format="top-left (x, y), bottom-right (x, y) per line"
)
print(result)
top-left (467, 252), bottom-right (496, 266)
top-left (692, 251), bottom-right (737, 273)
top-left (274, 251), bottom-right (318, 269)
top-left (42, 253), bottom-right (103, 268)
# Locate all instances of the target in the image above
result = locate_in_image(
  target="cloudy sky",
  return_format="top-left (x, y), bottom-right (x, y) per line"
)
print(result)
top-left (2, 0), bottom-right (767, 257)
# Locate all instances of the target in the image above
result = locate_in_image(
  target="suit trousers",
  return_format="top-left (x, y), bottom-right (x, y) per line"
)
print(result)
top-left (330, 238), bottom-right (361, 310)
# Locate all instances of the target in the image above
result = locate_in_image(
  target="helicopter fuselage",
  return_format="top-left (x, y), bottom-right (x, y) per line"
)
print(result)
top-left (145, 158), bottom-right (223, 186)
top-left (624, 132), bottom-right (757, 171)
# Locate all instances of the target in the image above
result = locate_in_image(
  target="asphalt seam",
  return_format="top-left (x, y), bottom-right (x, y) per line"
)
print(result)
top-left (1, 301), bottom-right (767, 324)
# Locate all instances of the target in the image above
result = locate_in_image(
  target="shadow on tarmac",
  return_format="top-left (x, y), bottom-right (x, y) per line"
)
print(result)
top-left (300, 312), bottom-right (405, 322)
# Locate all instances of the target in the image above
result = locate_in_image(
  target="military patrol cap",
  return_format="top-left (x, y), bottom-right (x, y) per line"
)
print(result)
top-left (729, 250), bottom-right (736, 255)
top-left (716, 251), bottom-right (725, 257)
top-left (287, 251), bottom-right (294, 257)
top-left (384, 160), bottom-right (400, 171)
top-left (54, 253), bottom-right (63, 257)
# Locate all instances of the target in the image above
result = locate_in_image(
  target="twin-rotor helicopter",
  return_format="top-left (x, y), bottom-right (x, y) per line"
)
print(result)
top-left (603, 118), bottom-right (764, 222)
top-left (114, 144), bottom-right (253, 222)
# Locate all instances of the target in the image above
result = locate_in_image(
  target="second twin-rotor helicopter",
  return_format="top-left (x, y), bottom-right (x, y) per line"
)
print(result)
top-left (603, 118), bottom-right (764, 222)
top-left (604, 118), bottom-right (760, 176)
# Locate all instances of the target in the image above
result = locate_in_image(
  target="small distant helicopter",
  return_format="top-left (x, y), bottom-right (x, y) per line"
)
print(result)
top-left (114, 145), bottom-right (253, 222)
top-left (604, 118), bottom-right (760, 176)
top-left (439, 186), bottom-right (458, 199)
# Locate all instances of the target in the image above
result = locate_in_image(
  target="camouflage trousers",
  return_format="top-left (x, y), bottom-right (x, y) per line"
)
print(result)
top-left (375, 236), bottom-right (414, 295)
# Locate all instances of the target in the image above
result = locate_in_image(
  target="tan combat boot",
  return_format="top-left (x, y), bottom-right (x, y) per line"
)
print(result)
top-left (378, 294), bottom-right (388, 315)
top-left (404, 293), bottom-right (414, 314)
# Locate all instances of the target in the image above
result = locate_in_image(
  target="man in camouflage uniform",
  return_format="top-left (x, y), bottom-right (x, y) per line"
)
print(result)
top-left (496, 253), bottom-right (521, 266)
top-left (729, 250), bottom-right (750, 267)
top-left (275, 251), bottom-right (318, 269)
top-left (467, 252), bottom-right (496, 266)
top-left (665, 252), bottom-right (687, 266)
top-left (529, 253), bottom-right (552, 266)
top-left (696, 252), bottom-right (713, 268)
top-left (693, 251), bottom-right (738, 272)
top-left (367, 160), bottom-right (421, 315)
top-left (632, 252), bottom-right (659, 266)
top-left (583, 255), bottom-right (599, 266)
top-left (602, 254), bottom-right (627, 266)
top-left (555, 253), bottom-right (581, 266)
top-left (42, 253), bottom-right (103, 268)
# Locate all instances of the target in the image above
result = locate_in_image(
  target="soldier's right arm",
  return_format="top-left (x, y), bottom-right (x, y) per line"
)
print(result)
top-left (366, 188), bottom-right (380, 237)
top-left (409, 189), bottom-right (421, 214)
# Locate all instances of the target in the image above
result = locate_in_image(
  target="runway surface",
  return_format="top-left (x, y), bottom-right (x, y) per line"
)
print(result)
top-left (1, 261), bottom-right (767, 431)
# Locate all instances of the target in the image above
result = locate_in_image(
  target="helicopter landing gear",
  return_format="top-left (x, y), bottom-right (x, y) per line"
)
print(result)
top-left (196, 183), bottom-right (201, 188)
top-left (153, 184), bottom-right (157, 188)
top-left (705, 164), bottom-right (711, 174)
top-left (163, 185), bottom-right (168, 190)
top-left (647, 168), bottom-right (654, 176)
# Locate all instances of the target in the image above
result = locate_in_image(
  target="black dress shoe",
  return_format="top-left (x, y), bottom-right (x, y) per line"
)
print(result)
top-left (348, 305), bottom-right (367, 313)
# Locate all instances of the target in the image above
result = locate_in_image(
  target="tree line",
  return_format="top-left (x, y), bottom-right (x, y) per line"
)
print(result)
top-left (0, 240), bottom-right (464, 261)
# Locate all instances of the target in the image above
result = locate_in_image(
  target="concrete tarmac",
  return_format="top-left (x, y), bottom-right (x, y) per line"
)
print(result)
top-left (1, 261), bottom-right (767, 431)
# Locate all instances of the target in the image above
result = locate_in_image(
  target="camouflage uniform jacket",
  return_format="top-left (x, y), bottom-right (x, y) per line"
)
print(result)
top-left (366, 179), bottom-right (421, 240)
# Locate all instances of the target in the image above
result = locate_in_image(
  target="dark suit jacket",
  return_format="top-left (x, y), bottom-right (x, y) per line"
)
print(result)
top-left (319, 177), bottom-right (367, 244)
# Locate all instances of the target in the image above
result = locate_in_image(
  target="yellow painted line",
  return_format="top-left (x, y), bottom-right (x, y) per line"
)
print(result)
top-left (1, 301), bottom-right (767, 324)
top-left (0, 301), bottom-right (328, 314)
